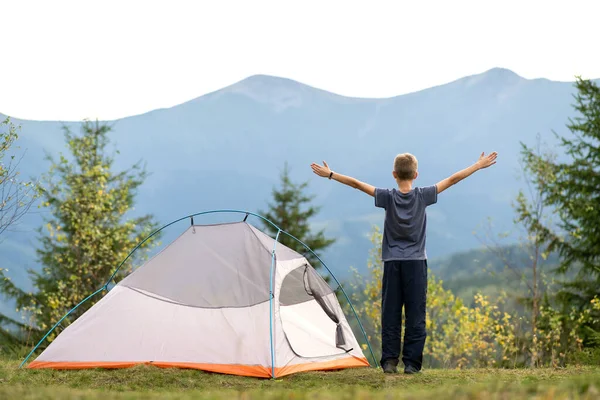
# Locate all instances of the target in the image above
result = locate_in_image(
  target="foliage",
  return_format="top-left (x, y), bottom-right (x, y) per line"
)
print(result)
top-left (260, 163), bottom-right (335, 269)
top-left (536, 294), bottom-right (600, 367)
top-left (0, 121), bottom-right (160, 346)
top-left (0, 117), bottom-right (40, 238)
top-left (476, 135), bottom-right (558, 366)
top-left (350, 226), bottom-right (599, 369)
top-left (517, 78), bottom-right (600, 342)
top-left (347, 226), bottom-right (384, 357)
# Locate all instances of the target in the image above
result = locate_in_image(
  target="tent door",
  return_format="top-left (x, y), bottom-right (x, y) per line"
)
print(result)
top-left (279, 265), bottom-right (351, 358)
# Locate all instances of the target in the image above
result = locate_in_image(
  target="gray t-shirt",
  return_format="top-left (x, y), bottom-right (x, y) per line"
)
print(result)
top-left (374, 186), bottom-right (438, 261)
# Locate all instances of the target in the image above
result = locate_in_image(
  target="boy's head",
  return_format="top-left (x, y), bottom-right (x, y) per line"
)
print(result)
top-left (393, 153), bottom-right (418, 181)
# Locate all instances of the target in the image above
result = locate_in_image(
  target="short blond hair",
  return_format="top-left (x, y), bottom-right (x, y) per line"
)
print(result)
top-left (394, 153), bottom-right (418, 180)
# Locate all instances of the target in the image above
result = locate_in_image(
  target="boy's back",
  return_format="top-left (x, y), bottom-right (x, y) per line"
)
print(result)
top-left (374, 186), bottom-right (438, 261)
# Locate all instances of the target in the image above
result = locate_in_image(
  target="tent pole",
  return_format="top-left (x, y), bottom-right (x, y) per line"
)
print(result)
top-left (278, 231), bottom-right (379, 369)
top-left (269, 229), bottom-right (281, 379)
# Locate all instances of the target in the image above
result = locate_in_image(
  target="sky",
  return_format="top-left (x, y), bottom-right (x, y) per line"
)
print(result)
top-left (1, 0), bottom-right (599, 121)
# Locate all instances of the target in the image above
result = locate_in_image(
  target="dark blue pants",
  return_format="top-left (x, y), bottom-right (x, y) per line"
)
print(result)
top-left (380, 259), bottom-right (428, 370)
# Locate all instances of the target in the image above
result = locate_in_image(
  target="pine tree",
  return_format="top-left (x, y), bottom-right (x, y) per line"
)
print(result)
top-left (0, 121), bottom-right (160, 343)
top-left (260, 163), bottom-right (335, 271)
top-left (517, 77), bottom-right (600, 344)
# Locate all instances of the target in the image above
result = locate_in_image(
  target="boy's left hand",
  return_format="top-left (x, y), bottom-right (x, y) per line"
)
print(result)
top-left (311, 161), bottom-right (332, 178)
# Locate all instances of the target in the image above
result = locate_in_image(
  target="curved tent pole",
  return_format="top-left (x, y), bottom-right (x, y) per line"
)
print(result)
top-left (277, 230), bottom-right (379, 368)
top-left (19, 209), bottom-right (377, 370)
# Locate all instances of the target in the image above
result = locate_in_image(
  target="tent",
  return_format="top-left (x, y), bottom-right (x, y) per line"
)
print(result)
top-left (24, 217), bottom-right (371, 378)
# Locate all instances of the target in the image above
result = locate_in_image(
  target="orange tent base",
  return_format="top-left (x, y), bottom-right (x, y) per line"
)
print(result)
top-left (27, 356), bottom-right (370, 378)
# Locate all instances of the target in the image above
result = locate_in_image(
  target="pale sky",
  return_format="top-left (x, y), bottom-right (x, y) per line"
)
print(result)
top-left (1, 0), bottom-right (599, 121)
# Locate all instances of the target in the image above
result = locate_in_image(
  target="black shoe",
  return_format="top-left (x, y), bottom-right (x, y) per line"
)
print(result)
top-left (404, 365), bottom-right (420, 374)
top-left (382, 361), bottom-right (398, 374)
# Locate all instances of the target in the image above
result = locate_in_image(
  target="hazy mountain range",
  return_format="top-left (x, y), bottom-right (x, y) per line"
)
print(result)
top-left (0, 68), bottom-right (592, 318)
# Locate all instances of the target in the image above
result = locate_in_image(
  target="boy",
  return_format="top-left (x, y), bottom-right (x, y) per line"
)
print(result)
top-left (310, 151), bottom-right (498, 374)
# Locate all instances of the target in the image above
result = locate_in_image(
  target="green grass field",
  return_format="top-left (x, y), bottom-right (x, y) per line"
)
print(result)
top-left (1, 357), bottom-right (599, 399)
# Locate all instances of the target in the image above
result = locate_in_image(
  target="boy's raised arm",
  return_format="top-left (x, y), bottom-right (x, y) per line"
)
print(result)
top-left (436, 151), bottom-right (498, 194)
top-left (311, 161), bottom-right (376, 197)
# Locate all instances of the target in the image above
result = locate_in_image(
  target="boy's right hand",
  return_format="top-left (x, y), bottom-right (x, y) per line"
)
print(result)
top-left (475, 152), bottom-right (498, 169)
top-left (436, 151), bottom-right (498, 194)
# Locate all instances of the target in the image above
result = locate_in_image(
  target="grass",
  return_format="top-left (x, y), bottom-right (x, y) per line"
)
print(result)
top-left (1, 356), bottom-right (599, 399)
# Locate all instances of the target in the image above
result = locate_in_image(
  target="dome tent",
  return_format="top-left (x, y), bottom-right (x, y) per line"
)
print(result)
top-left (21, 211), bottom-right (374, 378)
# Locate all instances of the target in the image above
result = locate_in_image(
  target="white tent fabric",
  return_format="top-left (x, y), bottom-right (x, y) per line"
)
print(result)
top-left (28, 222), bottom-right (369, 377)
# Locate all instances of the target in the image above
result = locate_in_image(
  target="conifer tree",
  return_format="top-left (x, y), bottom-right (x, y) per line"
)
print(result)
top-left (261, 163), bottom-right (335, 271)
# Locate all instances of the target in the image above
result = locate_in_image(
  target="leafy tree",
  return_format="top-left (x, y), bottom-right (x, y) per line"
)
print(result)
top-left (518, 77), bottom-right (600, 345)
top-left (260, 163), bottom-right (335, 270)
top-left (478, 135), bottom-right (557, 366)
top-left (0, 121), bottom-right (160, 344)
top-left (0, 117), bottom-right (40, 238)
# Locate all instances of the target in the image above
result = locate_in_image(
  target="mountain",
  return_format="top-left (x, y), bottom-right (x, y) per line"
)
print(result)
top-left (0, 68), bottom-right (590, 318)
top-left (430, 244), bottom-right (562, 303)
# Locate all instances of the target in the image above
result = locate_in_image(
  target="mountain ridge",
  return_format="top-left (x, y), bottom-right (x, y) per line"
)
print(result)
top-left (128, 68), bottom-right (535, 120)
top-left (1, 67), bottom-right (573, 123)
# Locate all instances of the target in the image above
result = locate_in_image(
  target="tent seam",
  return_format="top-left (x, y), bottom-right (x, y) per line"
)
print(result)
top-left (121, 285), bottom-right (273, 309)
